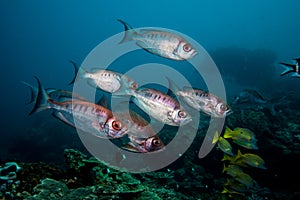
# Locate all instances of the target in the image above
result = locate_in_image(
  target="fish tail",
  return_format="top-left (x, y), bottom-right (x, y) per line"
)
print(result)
top-left (212, 131), bottom-right (220, 144)
top-left (222, 164), bottom-right (227, 173)
top-left (29, 76), bottom-right (51, 115)
top-left (221, 154), bottom-right (232, 162)
top-left (117, 19), bottom-right (137, 44)
top-left (166, 77), bottom-right (180, 96)
top-left (68, 60), bottom-right (87, 85)
top-left (279, 62), bottom-right (295, 76)
top-left (21, 81), bottom-right (37, 104)
top-left (223, 126), bottom-right (233, 139)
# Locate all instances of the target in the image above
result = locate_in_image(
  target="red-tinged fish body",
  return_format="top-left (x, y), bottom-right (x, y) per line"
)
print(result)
top-left (29, 77), bottom-right (128, 139)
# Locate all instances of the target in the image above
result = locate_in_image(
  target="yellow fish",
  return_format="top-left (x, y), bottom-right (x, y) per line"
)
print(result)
top-left (221, 187), bottom-right (245, 197)
top-left (223, 150), bottom-right (267, 169)
top-left (212, 131), bottom-right (234, 156)
top-left (223, 164), bottom-right (243, 177)
top-left (234, 171), bottom-right (256, 189)
top-left (224, 127), bottom-right (258, 149)
top-left (224, 178), bottom-right (248, 193)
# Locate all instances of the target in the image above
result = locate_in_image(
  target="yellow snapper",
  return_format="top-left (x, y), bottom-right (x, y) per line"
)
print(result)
top-left (118, 19), bottom-right (197, 61)
top-left (69, 61), bottom-right (138, 95)
top-left (222, 164), bottom-right (243, 177)
top-left (222, 150), bottom-right (267, 169)
top-left (224, 127), bottom-right (258, 149)
top-left (234, 171), bottom-right (256, 189)
top-left (132, 87), bottom-right (192, 126)
top-left (222, 187), bottom-right (245, 197)
top-left (224, 178), bottom-right (248, 193)
top-left (212, 131), bottom-right (234, 156)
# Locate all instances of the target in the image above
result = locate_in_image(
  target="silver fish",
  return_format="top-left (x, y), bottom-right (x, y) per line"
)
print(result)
top-left (168, 78), bottom-right (231, 118)
top-left (131, 88), bottom-right (192, 126)
top-left (118, 19), bottom-right (197, 61)
top-left (69, 61), bottom-right (138, 95)
top-left (29, 77), bottom-right (128, 139)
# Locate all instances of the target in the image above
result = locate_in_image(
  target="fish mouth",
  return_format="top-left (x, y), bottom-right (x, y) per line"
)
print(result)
top-left (225, 109), bottom-right (233, 116)
top-left (191, 50), bottom-right (198, 58)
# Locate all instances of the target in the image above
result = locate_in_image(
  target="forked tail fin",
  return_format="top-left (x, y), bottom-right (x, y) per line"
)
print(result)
top-left (117, 19), bottom-right (138, 44)
top-left (69, 60), bottom-right (87, 85)
top-left (29, 76), bottom-right (51, 115)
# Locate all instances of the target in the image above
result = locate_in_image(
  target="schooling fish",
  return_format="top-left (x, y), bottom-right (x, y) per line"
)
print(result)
top-left (118, 19), bottom-right (197, 61)
top-left (279, 58), bottom-right (300, 77)
top-left (131, 87), bottom-right (192, 126)
top-left (224, 127), bottom-right (258, 150)
top-left (29, 77), bottom-right (128, 139)
top-left (97, 95), bottom-right (164, 152)
top-left (167, 78), bottom-right (231, 118)
top-left (69, 61), bottom-right (138, 95)
top-left (222, 150), bottom-right (267, 169)
top-left (212, 131), bottom-right (234, 156)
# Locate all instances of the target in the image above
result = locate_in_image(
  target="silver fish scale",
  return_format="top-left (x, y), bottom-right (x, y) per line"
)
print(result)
top-left (141, 89), bottom-right (179, 109)
top-left (136, 32), bottom-right (181, 58)
top-left (51, 100), bottom-right (111, 134)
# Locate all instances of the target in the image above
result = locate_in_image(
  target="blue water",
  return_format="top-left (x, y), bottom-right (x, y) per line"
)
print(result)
top-left (1, 0), bottom-right (300, 198)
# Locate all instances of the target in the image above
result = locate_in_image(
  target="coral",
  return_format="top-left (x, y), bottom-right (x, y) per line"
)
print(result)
top-left (0, 162), bottom-right (22, 181)
top-left (27, 178), bottom-right (68, 199)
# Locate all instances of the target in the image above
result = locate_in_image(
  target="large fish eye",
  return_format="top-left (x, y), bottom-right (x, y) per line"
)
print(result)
top-left (220, 104), bottom-right (228, 111)
top-left (132, 82), bottom-right (138, 90)
top-left (183, 44), bottom-right (192, 52)
top-left (152, 139), bottom-right (161, 146)
top-left (178, 111), bottom-right (187, 118)
top-left (112, 121), bottom-right (122, 131)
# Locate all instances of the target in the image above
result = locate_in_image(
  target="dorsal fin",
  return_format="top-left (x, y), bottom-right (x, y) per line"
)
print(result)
top-left (97, 94), bottom-right (110, 110)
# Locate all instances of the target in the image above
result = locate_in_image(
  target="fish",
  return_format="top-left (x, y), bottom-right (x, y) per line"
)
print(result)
top-left (223, 165), bottom-right (256, 189)
top-left (222, 186), bottom-right (245, 197)
top-left (222, 150), bottom-right (267, 169)
top-left (224, 179), bottom-right (248, 193)
top-left (124, 134), bottom-right (164, 153)
top-left (118, 19), bottom-right (197, 61)
top-left (230, 89), bottom-right (285, 115)
top-left (97, 95), bottom-right (164, 152)
top-left (69, 61), bottom-right (138, 95)
top-left (279, 58), bottom-right (300, 77)
top-left (234, 171), bottom-right (256, 189)
top-left (22, 81), bottom-right (86, 104)
top-left (224, 127), bottom-right (258, 150)
top-left (167, 78), bottom-right (231, 118)
top-left (212, 131), bottom-right (234, 156)
top-left (29, 76), bottom-right (128, 139)
top-left (131, 87), bottom-right (192, 126)
top-left (231, 89), bottom-right (267, 106)
top-left (223, 164), bottom-right (243, 177)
